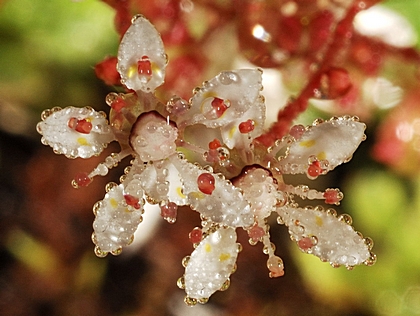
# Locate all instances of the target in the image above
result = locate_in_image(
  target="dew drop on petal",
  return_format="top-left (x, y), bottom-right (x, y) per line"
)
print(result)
top-left (161, 202), bottom-right (178, 223)
top-left (289, 124), bottom-right (305, 140)
top-left (267, 256), bottom-right (285, 278)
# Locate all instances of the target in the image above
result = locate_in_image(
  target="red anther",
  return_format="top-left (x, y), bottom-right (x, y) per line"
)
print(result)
top-left (138, 56), bottom-right (152, 76)
top-left (124, 194), bottom-right (141, 209)
top-left (75, 119), bottom-right (93, 134)
top-left (68, 118), bottom-right (92, 134)
top-left (111, 97), bottom-right (126, 113)
top-left (160, 202), bottom-right (178, 222)
top-left (74, 172), bottom-right (92, 187)
top-left (211, 97), bottom-right (228, 118)
top-left (239, 119), bottom-right (255, 133)
top-left (323, 189), bottom-right (342, 205)
top-left (197, 173), bottom-right (216, 195)
top-left (68, 117), bottom-right (78, 129)
top-left (189, 227), bottom-right (203, 244)
top-left (307, 161), bottom-right (323, 178)
top-left (209, 139), bottom-right (222, 150)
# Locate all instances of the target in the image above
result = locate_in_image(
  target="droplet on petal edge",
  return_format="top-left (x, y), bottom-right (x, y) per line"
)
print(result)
top-left (160, 202), bottom-right (178, 223)
top-left (248, 224), bottom-right (265, 243)
top-left (267, 256), bottom-right (284, 278)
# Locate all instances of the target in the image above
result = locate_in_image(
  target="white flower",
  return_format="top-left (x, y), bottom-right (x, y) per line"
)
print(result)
top-left (37, 15), bottom-right (375, 305)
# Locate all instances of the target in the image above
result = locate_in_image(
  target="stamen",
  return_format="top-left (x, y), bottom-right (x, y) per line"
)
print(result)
top-left (72, 172), bottom-right (92, 188)
top-left (239, 119), bottom-right (255, 133)
top-left (137, 55), bottom-right (152, 77)
top-left (197, 173), bottom-right (216, 195)
top-left (189, 227), bottom-right (203, 244)
top-left (211, 97), bottom-right (229, 118)
top-left (68, 117), bottom-right (93, 134)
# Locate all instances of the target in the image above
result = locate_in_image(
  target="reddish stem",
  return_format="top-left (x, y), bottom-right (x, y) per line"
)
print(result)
top-left (257, 1), bottom-right (366, 147)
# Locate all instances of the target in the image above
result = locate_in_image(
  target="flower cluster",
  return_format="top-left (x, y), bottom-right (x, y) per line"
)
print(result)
top-left (37, 15), bottom-right (375, 305)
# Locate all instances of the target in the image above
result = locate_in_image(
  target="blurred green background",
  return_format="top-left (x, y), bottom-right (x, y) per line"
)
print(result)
top-left (1, 0), bottom-right (420, 315)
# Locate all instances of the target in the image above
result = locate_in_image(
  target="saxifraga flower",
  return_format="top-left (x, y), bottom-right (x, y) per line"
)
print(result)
top-left (37, 15), bottom-right (375, 305)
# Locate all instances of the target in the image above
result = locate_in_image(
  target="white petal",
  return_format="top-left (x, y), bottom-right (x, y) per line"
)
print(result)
top-left (170, 155), bottom-right (253, 227)
top-left (279, 205), bottom-right (371, 267)
top-left (181, 69), bottom-right (265, 142)
top-left (220, 100), bottom-right (265, 152)
top-left (278, 116), bottom-right (366, 174)
top-left (184, 227), bottom-right (239, 300)
top-left (37, 106), bottom-right (115, 159)
top-left (93, 183), bottom-right (144, 255)
top-left (133, 158), bottom-right (188, 205)
top-left (117, 15), bottom-right (167, 93)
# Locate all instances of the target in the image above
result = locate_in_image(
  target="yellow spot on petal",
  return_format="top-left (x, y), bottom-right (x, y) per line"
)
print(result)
top-left (176, 187), bottom-right (186, 199)
top-left (205, 243), bottom-right (212, 252)
top-left (190, 191), bottom-right (205, 200)
top-left (219, 253), bottom-right (231, 262)
top-left (317, 151), bottom-right (326, 160)
top-left (110, 198), bottom-right (118, 208)
top-left (300, 139), bottom-right (316, 147)
top-left (315, 216), bottom-right (323, 226)
top-left (203, 92), bottom-right (216, 99)
top-left (151, 62), bottom-right (159, 73)
top-left (77, 137), bottom-right (89, 146)
top-left (229, 126), bottom-right (236, 139)
top-left (127, 64), bottom-right (137, 78)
